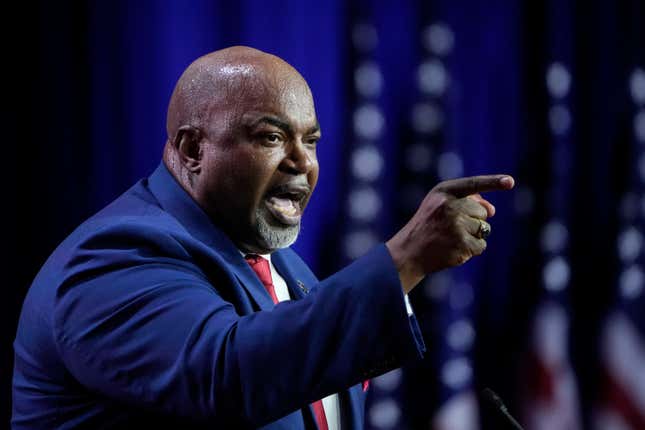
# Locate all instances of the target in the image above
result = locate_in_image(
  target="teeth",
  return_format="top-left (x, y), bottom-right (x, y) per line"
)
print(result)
top-left (274, 205), bottom-right (297, 216)
top-left (267, 196), bottom-right (299, 218)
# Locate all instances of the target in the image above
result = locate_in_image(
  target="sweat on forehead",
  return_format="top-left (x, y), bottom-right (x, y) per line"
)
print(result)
top-left (165, 46), bottom-right (309, 139)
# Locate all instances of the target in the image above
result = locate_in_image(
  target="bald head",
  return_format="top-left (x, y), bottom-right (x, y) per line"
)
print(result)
top-left (166, 46), bottom-right (311, 143)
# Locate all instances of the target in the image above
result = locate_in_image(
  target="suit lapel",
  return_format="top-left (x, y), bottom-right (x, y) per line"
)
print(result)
top-left (232, 263), bottom-right (276, 311)
top-left (147, 163), bottom-right (275, 311)
top-left (271, 251), bottom-right (310, 300)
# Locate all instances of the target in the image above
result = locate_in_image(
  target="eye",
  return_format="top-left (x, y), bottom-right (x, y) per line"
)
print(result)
top-left (305, 137), bottom-right (320, 148)
top-left (263, 133), bottom-right (283, 145)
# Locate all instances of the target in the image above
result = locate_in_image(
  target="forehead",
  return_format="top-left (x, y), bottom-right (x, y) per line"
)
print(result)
top-left (234, 72), bottom-right (319, 131)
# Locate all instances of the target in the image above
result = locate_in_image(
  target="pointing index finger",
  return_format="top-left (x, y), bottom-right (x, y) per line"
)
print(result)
top-left (435, 175), bottom-right (515, 198)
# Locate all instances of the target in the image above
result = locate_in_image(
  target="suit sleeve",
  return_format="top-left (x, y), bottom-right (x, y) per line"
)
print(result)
top-left (53, 222), bottom-right (425, 427)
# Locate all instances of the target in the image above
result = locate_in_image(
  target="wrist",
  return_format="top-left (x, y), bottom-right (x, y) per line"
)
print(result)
top-left (385, 239), bottom-right (425, 294)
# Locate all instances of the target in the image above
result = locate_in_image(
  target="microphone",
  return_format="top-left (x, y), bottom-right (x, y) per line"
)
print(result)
top-left (482, 388), bottom-right (525, 430)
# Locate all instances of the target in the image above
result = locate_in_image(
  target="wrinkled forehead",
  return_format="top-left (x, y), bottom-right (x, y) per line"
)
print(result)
top-left (222, 63), bottom-right (318, 129)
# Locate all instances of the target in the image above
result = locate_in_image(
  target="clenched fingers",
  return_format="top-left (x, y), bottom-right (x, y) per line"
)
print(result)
top-left (448, 230), bottom-right (487, 267)
top-left (453, 197), bottom-right (489, 220)
top-left (467, 193), bottom-right (495, 217)
top-left (464, 234), bottom-right (487, 257)
top-left (459, 215), bottom-right (491, 238)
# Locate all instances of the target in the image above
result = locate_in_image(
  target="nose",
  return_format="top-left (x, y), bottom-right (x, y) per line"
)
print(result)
top-left (281, 140), bottom-right (316, 175)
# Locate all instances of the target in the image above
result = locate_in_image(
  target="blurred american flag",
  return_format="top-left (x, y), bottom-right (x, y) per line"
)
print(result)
top-left (519, 58), bottom-right (582, 430)
top-left (592, 67), bottom-right (645, 430)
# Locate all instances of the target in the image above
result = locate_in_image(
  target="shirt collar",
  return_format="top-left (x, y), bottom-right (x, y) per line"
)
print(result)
top-left (238, 249), bottom-right (272, 262)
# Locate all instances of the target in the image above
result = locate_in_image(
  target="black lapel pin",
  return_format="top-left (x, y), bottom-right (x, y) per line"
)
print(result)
top-left (296, 280), bottom-right (309, 294)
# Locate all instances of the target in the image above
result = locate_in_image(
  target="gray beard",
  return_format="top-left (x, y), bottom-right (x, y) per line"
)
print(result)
top-left (255, 209), bottom-right (300, 251)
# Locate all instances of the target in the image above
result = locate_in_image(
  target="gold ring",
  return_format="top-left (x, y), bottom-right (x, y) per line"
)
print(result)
top-left (477, 220), bottom-right (491, 239)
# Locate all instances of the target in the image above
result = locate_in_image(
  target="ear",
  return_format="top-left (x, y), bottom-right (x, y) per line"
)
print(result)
top-left (173, 125), bottom-right (203, 172)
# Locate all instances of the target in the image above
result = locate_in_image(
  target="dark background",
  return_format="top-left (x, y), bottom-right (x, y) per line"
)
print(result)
top-left (3, 0), bottom-right (645, 429)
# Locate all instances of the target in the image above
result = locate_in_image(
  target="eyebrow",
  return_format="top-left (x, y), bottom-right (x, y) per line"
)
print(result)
top-left (249, 115), bottom-right (321, 136)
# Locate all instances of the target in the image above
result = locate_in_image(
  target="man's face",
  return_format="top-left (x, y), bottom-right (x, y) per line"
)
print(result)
top-left (195, 68), bottom-right (320, 254)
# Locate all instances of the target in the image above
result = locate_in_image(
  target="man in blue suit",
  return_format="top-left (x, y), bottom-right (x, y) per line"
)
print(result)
top-left (12, 46), bottom-right (514, 429)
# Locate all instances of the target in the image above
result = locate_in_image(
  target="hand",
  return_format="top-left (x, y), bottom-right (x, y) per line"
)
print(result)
top-left (386, 175), bottom-right (514, 293)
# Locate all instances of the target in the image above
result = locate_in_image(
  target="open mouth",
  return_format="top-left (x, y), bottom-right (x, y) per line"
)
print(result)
top-left (264, 184), bottom-right (310, 226)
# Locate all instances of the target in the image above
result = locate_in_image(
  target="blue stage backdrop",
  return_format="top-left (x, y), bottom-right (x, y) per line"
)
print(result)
top-left (3, 0), bottom-right (645, 429)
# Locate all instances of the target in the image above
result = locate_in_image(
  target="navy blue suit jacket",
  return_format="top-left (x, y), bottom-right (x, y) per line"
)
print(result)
top-left (13, 163), bottom-right (425, 429)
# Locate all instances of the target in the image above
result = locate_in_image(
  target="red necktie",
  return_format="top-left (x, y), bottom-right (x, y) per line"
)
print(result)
top-left (244, 255), bottom-right (329, 430)
top-left (244, 254), bottom-right (279, 303)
